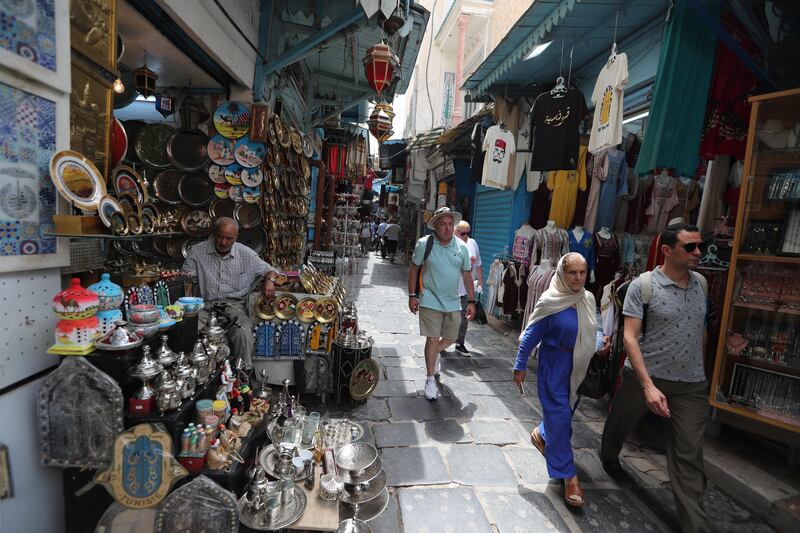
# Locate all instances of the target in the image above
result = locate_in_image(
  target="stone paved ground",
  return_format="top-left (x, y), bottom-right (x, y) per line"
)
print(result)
top-left (308, 254), bottom-right (780, 532)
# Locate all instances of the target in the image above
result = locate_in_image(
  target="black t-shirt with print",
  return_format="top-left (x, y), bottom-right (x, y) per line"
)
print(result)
top-left (528, 88), bottom-right (587, 171)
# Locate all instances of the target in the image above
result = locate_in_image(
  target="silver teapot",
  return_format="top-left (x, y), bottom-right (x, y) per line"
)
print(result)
top-left (200, 312), bottom-right (226, 342)
top-left (155, 370), bottom-right (181, 413)
top-left (127, 345), bottom-right (163, 400)
top-left (173, 352), bottom-right (196, 399)
top-left (155, 334), bottom-right (177, 367)
top-left (189, 339), bottom-right (211, 384)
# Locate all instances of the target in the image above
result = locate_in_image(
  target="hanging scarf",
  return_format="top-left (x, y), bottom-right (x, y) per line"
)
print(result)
top-left (520, 254), bottom-right (597, 408)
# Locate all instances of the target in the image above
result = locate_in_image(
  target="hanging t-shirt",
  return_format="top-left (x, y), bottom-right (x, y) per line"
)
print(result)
top-left (481, 125), bottom-right (516, 189)
top-left (588, 53), bottom-right (629, 154)
top-left (512, 225), bottom-right (536, 266)
top-left (470, 123), bottom-right (485, 183)
top-left (529, 88), bottom-right (587, 171)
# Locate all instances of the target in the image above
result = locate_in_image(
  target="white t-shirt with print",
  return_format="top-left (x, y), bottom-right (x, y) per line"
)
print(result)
top-left (588, 53), bottom-right (629, 154)
top-left (481, 125), bottom-right (516, 189)
top-left (458, 238), bottom-right (482, 296)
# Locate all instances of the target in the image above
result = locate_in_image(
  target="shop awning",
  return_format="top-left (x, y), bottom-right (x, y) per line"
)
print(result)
top-left (435, 106), bottom-right (493, 145)
top-left (405, 128), bottom-right (446, 151)
top-left (462, 0), bottom-right (667, 99)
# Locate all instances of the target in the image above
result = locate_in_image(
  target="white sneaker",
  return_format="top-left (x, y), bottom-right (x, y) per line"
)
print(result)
top-left (424, 377), bottom-right (438, 400)
top-left (434, 354), bottom-right (441, 379)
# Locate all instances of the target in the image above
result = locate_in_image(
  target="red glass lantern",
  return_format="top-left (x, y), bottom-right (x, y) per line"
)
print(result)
top-left (367, 106), bottom-right (393, 144)
top-left (363, 42), bottom-right (399, 97)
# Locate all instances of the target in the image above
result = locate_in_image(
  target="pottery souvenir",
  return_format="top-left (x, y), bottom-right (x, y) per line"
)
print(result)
top-left (164, 304), bottom-right (184, 321)
top-left (128, 304), bottom-right (160, 324)
top-left (208, 164), bottom-right (227, 184)
top-left (224, 164), bottom-right (244, 185)
top-left (214, 182), bottom-right (231, 198)
top-left (37, 357), bottom-right (124, 468)
top-left (110, 118), bottom-right (128, 167)
top-left (97, 196), bottom-right (123, 229)
top-left (207, 134), bottom-right (236, 165)
top-left (49, 150), bottom-right (106, 211)
top-left (241, 167), bottom-right (264, 187)
top-left (88, 274), bottom-right (124, 312)
top-left (167, 129), bottom-right (210, 171)
top-left (53, 278), bottom-right (99, 319)
top-left (228, 184), bottom-right (244, 203)
top-left (242, 186), bottom-right (261, 204)
top-left (213, 101), bottom-right (251, 139)
top-left (95, 423), bottom-right (189, 508)
top-left (178, 173), bottom-right (215, 207)
top-left (50, 316), bottom-right (100, 354)
top-left (177, 296), bottom-right (204, 316)
top-left (153, 169), bottom-right (183, 205)
top-left (234, 136), bottom-right (266, 168)
top-left (135, 123), bottom-right (175, 169)
top-left (95, 320), bottom-right (143, 351)
top-left (96, 309), bottom-right (124, 337)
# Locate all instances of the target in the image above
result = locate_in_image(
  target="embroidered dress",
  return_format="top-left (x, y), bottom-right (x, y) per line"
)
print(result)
top-left (594, 232), bottom-right (619, 295)
top-left (530, 227), bottom-right (570, 265)
top-left (593, 148), bottom-right (628, 231)
top-left (512, 225), bottom-right (536, 266)
top-left (502, 264), bottom-right (528, 314)
top-left (484, 260), bottom-right (505, 316)
top-left (568, 230), bottom-right (596, 272)
top-left (522, 264), bottom-right (556, 330)
top-left (645, 174), bottom-right (679, 234)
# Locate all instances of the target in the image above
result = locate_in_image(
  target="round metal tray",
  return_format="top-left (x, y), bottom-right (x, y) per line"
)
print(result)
top-left (257, 448), bottom-right (306, 481)
top-left (238, 487), bottom-right (306, 531)
top-left (340, 487), bottom-right (389, 523)
top-left (340, 470), bottom-right (386, 505)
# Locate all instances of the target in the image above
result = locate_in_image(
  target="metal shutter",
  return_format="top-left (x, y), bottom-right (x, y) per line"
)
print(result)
top-left (472, 189), bottom-right (514, 303)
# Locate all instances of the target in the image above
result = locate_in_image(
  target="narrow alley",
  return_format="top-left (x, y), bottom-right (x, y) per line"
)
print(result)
top-left (306, 254), bottom-right (777, 533)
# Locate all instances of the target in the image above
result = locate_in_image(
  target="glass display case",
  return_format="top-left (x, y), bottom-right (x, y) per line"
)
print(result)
top-left (710, 88), bottom-right (800, 433)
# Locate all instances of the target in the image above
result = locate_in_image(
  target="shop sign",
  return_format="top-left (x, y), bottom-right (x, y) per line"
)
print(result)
top-left (433, 159), bottom-right (455, 180)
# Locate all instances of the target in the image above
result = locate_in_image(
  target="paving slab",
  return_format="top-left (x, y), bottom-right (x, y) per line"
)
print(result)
top-left (373, 422), bottom-right (427, 448)
top-left (326, 399), bottom-right (390, 421)
top-left (573, 448), bottom-right (610, 483)
top-left (382, 447), bottom-right (451, 487)
top-left (388, 396), bottom-right (478, 421)
top-left (373, 379), bottom-right (418, 398)
top-left (572, 489), bottom-right (661, 532)
top-left (447, 444), bottom-right (517, 488)
top-left (374, 356), bottom-right (419, 368)
top-left (468, 420), bottom-right (519, 445)
top-left (571, 421), bottom-right (601, 449)
top-left (483, 491), bottom-right (571, 533)
top-left (398, 487), bottom-right (492, 533)
top-left (423, 419), bottom-right (471, 444)
top-left (504, 448), bottom-right (551, 485)
top-left (365, 491), bottom-right (401, 533)
top-left (387, 366), bottom-right (428, 381)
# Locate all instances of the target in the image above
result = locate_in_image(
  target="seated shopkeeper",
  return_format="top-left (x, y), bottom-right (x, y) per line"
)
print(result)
top-left (182, 217), bottom-right (278, 369)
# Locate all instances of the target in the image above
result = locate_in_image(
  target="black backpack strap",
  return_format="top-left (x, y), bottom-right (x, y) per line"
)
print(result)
top-left (423, 235), bottom-right (434, 262)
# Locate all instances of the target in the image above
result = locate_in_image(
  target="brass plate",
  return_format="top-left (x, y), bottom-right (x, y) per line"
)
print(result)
top-left (255, 296), bottom-right (275, 320)
top-left (111, 164), bottom-right (148, 204)
top-left (278, 119), bottom-right (290, 148)
top-left (135, 123), bottom-right (175, 169)
top-left (178, 172), bottom-right (215, 207)
top-left (234, 202), bottom-right (261, 229)
top-left (291, 129), bottom-right (302, 154)
top-left (349, 359), bottom-right (381, 401)
top-left (181, 209), bottom-right (213, 238)
top-left (110, 212), bottom-right (128, 235)
top-left (153, 169), bottom-right (183, 205)
top-left (273, 294), bottom-right (298, 320)
top-left (295, 298), bottom-right (317, 323)
top-left (117, 193), bottom-right (141, 217)
top-left (126, 212), bottom-right (143, 235)
top-left (314, 298), bottom-right (337, 323)
top-left (209, 197), bottom-right (235, 220)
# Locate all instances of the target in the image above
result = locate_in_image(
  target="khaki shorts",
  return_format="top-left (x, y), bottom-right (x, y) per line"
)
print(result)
top-left (419, 307), bottom-right (461, 340)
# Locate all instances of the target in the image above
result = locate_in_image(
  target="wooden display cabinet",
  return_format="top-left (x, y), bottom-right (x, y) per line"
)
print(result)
top-left (710, 88), bottom-right (800, 434)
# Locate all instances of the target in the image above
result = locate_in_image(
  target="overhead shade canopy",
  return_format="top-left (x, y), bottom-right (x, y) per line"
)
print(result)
top-left (462, 0), bottom-right (668, 99)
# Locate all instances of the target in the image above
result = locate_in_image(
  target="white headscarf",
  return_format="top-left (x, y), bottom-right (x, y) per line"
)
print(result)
top-left (521, 253), bottom-right (597, 408)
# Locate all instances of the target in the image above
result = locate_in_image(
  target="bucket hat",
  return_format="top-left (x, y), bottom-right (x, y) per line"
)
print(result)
top-left (426, 206), bottom-right (462, 230)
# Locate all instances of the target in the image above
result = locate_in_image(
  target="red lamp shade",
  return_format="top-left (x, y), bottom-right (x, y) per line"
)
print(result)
top-left (363, 42), bottom-right (399, 96)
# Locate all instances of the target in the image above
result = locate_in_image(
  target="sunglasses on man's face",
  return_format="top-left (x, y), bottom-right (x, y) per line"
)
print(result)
top-left (456, 231), bottom-right (470, 236)
top-left (681, 241), bottom-right (708, 253)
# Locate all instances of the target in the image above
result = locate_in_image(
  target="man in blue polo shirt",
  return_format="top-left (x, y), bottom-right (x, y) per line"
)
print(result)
top-left (407, 207), bottom-right (476, 400)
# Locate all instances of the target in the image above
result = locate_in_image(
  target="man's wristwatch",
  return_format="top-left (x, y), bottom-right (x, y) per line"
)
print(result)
top-left (467, 300), bottom-right (476, 304)
top-left (409, 293), bottom-right (418, 299)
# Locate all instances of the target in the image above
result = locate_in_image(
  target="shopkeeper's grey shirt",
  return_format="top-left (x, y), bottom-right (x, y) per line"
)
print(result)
top-left (183, 240), bottom-right (276, 301)
top-left (622, 267), bottom-right (707, 382)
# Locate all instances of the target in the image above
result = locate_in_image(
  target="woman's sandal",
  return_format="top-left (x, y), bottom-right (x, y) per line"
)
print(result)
top-left (530, 427), bottom-right (546, 457)
top-left (564, 479), bottom-right (585, 508)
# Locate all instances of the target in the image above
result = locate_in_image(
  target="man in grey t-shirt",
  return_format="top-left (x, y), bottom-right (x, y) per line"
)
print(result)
top-left (600, 224), bottom-right (712, 533)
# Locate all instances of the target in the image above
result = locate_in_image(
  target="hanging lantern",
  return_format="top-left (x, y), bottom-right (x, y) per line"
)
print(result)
top-left (133, 63), bottom-right (158, 98)
top-left (374, 101), bottom-right (395, 121)
top-left (179, 93), bottom-right (210, 130)
top-left (367, 106), bottom-right (393, 144)
top-left (363, 42), bottom-right (399, 97)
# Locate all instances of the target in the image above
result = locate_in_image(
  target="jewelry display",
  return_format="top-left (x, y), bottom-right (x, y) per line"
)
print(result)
top-left (728, 364), bottom-right (800, 426)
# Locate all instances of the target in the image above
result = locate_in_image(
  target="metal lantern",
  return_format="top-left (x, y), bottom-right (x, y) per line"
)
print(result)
top-left (179, 94), bottom-right (210, 130)
top-left (367, 106), bottom-right (393, 143)
top-left (134, 63), bottom-right (158, 98)
top-left (363, 42), bottom-right (399, 97)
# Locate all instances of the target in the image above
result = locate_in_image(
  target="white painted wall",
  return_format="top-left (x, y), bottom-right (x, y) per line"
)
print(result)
top-left (0, 377), bottom-right (64, 533)
top-left (156, 0), bottom-right (261, 88)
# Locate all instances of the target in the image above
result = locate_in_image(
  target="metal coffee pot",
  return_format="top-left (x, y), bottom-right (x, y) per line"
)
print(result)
top-left (155, 370), bottom-right (181, 413)
top-left (155, 334), bottom-right (177, 367)
top-left (189, 339), bottom-right (211, 384)
top-left (200, 312), bottom-right (226, 342)
top-left (128, 345), bottom-right (163, 400)
top-left (173, 352), bottom-right (196, 399)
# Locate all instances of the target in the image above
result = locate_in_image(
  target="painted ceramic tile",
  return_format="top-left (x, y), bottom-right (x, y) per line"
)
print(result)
top-left (0, 80), bottom-right (56, 256)
top-left (0, 0), bottom-right (57, 71)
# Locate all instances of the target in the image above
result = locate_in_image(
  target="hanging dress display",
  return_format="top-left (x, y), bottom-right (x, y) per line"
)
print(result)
top-left (593, 148), bottom-right (628, 231)
top-left (470, 122), bottom-right (486, 183)
top-left (568, 229), bottom-right (596, 272)
top-left (501, 264), bottom-right (528, 314)
top-left (546, 145), bottom-right (588, 229)
top-left (594, 232), bottom-right (619, 295)
top-left (625, 174), bottom-right (653, 234)
top-left (484, 260), bottom-right (505, 317)
top-left (614, 167), bottom-right (639, 231)
top-left (512, 224), bottom-right (536, 266)
top-left (530, 226), bottom-right (569, 265)
top-left (645, 173), bottom-right (679, 234)
top-left (668, 178), bottom-right (701, 222)
top-left (522, 262), bottom-right (556, 332)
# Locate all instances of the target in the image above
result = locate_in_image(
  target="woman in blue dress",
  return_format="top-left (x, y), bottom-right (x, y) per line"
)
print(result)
top-left (513, 252), bottom-right (610, 507)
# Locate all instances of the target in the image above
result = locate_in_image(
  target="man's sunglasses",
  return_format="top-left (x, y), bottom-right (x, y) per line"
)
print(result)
top-left (681, 242), bottom-right (708, 253)
top-left (456, 231), bottom-right (470, 236)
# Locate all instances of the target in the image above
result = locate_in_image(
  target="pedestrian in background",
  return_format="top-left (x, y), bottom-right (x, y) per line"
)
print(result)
top-left (408, 207), bottom-right (476, 400)
top-left (359, 220), bottom-right (373, 255)
top-left (454, 221), bottom-right (482, 355)
top-left (376, 218), bottom-right (388, 256)
top-left (600, 223), bottom-right (712, 533)
top-left (513, 253), bottom-right (610, 508)
top-left (384, 219), bottom-right (402, 263)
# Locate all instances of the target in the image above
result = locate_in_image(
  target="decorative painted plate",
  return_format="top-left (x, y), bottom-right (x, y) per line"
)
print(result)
top-left (274, 294), bottom-right (298, 320)
top-left (224, 164), bottom-right (243, 185)
top-left (242, 186), bottom-right (260, 204)
top-left (208, 164), bottom-right (226, 184)
top-left (278, 120), bottom-right (291, 148)
top-left (291, 129), bottom-right (302, 154)
top-left (240, 167), bottom-right (263, 187)
top-left (349, 358), bottom-right (381, 401)
top-left (207, 134), bottom-right (236, 165)
top-left (214, 182), bottom-right (231, 198)
top-left (110, 118), bottom-right (128, 167)
top-left (255, 296), bottom-right (275, 320)
top-left (209, 197), bottom-right (235, 220)
top-left (228, 184), bottom-right (243, 203)
top-left (301, 133), bottom-right (313, 158)
top-left (135, 123), bottom-right (175, 169)
top-left (233, 202), bottom-right (261, 229)
top-left (98, 195), bottom-right (124, 228)
top-left (126, 212), bottom-right (143, 235)
top-left (181, 209), bottom-right (213, 238)
top-left (110, 212), bottom-right (128, 235)
top-left (141, 202), bottom-right (161, 227)
top-left (152, 169), bottom-right (183, 205)
top-left (295, 298), bottom-right (317, 323)
top-left (95, 423), bottom-right (188, 509)
top-left (178, 173), bottom-right (214, 207)
top-left (111, 165), bottom-right (147, 204)
top-left (49, 150), bottom-right (106, 211)
top-left (233, 136), bottom-right (266, 168)
top-left (314, 298), bottom-right (337, 323)
top-left (212, 101), bottom-right (251, 139)
top-left (167, 129), bottom-right (210, 171)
